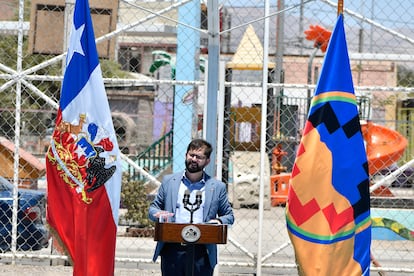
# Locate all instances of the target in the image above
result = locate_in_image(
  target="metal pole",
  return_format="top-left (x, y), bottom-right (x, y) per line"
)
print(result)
top-left (275, 0), bottom-right (284, 98)
top-left (257, 0), bottom-right (270, 275)
top-left (299, 0), bottom-right (304, 55)
top-left (205, 0), bottom-right (220, 176)
top-left (307, 47), bottom-right (318, 113)
top-left (370, 158), bottom-right (414, 192)
top-left (216, 61), bottom-right (226, 181)
top-left (369, 0), bottom-right (374, 52)
top-left (11, 0), bottom-right (25, 264)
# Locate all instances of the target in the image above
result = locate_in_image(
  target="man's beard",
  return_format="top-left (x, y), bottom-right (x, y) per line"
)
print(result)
top-left (185, 160), bottom-right (203, 173)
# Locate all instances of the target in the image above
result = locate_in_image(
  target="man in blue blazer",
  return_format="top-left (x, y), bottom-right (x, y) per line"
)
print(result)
top-left (149, 139), bottom-right (234, 276)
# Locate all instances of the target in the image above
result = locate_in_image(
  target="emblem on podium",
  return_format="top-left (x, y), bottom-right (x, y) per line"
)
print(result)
top-left (181, 225), bottom-right (201, 243)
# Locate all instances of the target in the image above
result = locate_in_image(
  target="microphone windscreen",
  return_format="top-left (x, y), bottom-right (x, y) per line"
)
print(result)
top-left (183, 189), bottom-right (190, 204)
top-left (195, 191), bottom-right (202, 204)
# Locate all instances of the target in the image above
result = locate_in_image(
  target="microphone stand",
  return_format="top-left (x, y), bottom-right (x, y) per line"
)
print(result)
top-left (182, 190), bottom-right (202, 276)
top-left (183, 191), bottom-right (202, 224)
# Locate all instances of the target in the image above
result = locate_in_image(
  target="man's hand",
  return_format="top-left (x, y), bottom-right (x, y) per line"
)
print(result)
top-left (154, 211), bottom-right (174, 222)
top-left (206, 219), bottom-right (221, 224)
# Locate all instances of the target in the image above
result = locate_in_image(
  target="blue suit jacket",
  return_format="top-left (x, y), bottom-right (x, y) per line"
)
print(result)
top-left (148, 172), bottom-right (234, 268)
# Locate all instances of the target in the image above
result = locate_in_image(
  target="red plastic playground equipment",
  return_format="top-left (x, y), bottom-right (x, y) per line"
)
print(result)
top-left (270, 121), bottom-right (408, 206)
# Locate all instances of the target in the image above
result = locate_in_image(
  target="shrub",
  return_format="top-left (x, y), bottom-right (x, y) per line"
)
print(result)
top-left (120, 174), bottom-right (154, 228)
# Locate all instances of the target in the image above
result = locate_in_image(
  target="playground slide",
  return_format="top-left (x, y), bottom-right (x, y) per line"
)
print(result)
top-left (361, 122), bottom-right (413, 241)
top-left (361, 121), bottom-right (408, 175)
top-left (270, 121), bottom-right (408, 206)
top-left (270, 121), bottom-right (413, 240)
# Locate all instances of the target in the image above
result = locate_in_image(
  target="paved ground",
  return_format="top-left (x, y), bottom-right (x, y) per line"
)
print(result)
top-left (0, 266), bottom-right (306, 276)
top-left (0, 263), bottom-right (411, 276)
top-left (0, 198), bottom-right (413, 275)
top-left (0, 264), bottom-right (293, 276)
top-left (0, 265), bottom-right (161, 276)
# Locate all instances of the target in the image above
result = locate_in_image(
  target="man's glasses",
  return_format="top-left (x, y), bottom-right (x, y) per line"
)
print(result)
top-left (187, 153), bottom-right (206, 161)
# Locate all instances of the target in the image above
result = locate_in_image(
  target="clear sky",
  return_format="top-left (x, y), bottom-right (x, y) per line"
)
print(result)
top-left (218, 0), bottom-right (414, 29)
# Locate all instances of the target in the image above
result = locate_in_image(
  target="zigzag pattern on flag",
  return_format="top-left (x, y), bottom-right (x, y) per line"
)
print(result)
top-left (287, 92), bottom-right (371, 243)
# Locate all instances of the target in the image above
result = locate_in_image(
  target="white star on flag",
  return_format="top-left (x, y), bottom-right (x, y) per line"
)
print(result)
top-left (74, 143), bottom-right (86, 157)
top-left (67, 23), bottom-right (85, 65)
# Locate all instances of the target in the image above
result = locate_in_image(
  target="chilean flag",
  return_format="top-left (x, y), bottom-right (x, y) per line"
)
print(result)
top-left (45, 0), bottom-right (122, 275)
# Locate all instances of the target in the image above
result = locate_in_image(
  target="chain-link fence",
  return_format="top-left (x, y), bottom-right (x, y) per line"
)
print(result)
top-left (0, 0), bottom-right (413, 274)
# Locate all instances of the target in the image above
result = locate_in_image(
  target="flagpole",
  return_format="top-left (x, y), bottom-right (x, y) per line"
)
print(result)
top-left (337, 0), bottom-right (343, 15)
top-left (257, 0), bottom-right (270, 274)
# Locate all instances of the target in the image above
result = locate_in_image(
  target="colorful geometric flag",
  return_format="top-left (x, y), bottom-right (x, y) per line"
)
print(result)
top-left (45, 0), bottom-right (122, 275)
top-left (286, 14), bottom-right (372, 275)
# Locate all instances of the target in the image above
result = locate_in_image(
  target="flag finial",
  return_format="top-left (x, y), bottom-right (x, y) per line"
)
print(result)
top-left (337, 0), bottom-right (344, 15)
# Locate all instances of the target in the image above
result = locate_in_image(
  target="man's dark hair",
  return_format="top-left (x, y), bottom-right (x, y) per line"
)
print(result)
top-left (187, 139), bottom-right (213, 158)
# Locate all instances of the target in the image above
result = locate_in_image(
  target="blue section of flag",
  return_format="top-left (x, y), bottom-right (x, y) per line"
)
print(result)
top-left (314, 15), bottom-right (354, 96)
top-left (59, 1), bottom-right (99, 111)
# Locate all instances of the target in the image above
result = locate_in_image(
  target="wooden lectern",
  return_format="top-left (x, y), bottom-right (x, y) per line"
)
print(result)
top-left (154, 222), bottom-right (227, 244)
top-left (154, 222), bottom-right (228, 276)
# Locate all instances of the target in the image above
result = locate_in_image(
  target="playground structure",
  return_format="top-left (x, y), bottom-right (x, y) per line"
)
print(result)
top-left (228, 151), bottom-right (271, 209)
top-left (225, 102), bottom-right (409, 208)
top-left (223, 21), bottom-right (411, 210)
top-left (270, 120), bottom-right (408, 206)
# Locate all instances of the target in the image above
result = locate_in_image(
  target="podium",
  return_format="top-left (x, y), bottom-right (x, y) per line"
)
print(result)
top-left (154, 222), bottom-right (228, 276)
top-left (154, 222), bottom-right (227, 244)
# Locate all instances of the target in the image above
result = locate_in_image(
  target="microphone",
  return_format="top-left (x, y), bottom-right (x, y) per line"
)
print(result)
top-left (195, 191), bottom-right (202, 206)
top-left (183, 189), bottom-right (190, 206)
top-left (182, 189), bottom-right (203, 223)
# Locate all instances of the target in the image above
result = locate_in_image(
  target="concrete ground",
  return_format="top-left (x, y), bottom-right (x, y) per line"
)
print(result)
top-left (0, 195), bottom-right (413, 276)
